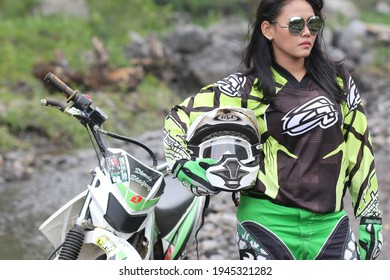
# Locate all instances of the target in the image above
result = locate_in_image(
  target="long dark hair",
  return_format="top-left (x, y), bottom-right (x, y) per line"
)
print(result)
top-left (241, 0), bottom-right (347, 103)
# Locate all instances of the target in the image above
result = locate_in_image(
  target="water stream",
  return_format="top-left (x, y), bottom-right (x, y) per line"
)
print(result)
top-left (0, 157), bottom-right (91, 260)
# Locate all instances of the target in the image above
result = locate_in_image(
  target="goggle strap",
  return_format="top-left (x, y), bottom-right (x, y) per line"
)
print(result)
top-left (260, 131), bottom-right (270, 144)
top-left (251, 144), bottom-right (261, 157)
top-left (188, 144), bottom-right (200, 158)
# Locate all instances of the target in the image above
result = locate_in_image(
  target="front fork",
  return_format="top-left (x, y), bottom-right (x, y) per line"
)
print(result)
top-left (56, 190), bottom-right (146, 260)
top-left (57, 224), bottom-right (85, 260)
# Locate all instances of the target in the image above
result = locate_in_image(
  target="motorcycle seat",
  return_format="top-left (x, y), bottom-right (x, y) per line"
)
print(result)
top-left (155, 174), bottom-right (196, 237)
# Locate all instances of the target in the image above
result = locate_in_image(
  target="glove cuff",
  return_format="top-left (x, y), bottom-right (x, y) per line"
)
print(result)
top-left (360, 216), bottom-right (382, 225)
top-left (172, 159), bottom-right (188, 177)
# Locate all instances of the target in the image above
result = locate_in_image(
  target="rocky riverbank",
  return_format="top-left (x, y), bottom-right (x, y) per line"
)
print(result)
top-left (1, 128), bottom-right (389, 260)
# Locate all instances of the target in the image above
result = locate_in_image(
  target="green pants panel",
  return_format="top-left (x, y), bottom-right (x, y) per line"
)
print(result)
top-left (236, 195), bottom-right (358, 260)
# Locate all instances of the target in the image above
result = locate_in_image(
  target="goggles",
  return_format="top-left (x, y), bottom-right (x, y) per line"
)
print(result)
top-left (272, 16), bottom-right (322, 36)
top-left (189, 136), bottom-right (260, 164)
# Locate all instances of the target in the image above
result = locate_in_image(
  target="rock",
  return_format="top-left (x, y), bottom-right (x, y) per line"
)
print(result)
top-left (337, 20), bottom-right (367, 62)
top-left (1, 151), bottom-right (33, 182)
top-left (324, 0), bottom-right (360, 20)
top-left (376, 1), bottom-right (390, 15)
top-left (366, 23), bottom-right (390, 45)
top-left (35, 0), bottom-right (89, 18)
top-left (163, 25), bottom-right (210, 53)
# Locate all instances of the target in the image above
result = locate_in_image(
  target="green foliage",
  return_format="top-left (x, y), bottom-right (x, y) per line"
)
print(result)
top-left (86, 0), bottom-right (173, 66)
top-left (0, 0), bottom-right (173, 86)
top-left (351, 0), bottom-right (380, 11)
top-left (0, 16), bottom-right (93, 84)
top-left (0, 0), bottom-right (39, 18)
top-left (154, 0), bottom-right (258, 25)
top-left (0, 94), bottom-right (88, 150)
top-left (0, 127), bottom-right (19, 152)
top-left (0, 0), bottom-right (174, 152)
top-left (360, 12), bottom-right (390, 25)
top-left (373, 46), bottom-right (390, 72)
top-left (345, 0), bottom-right (386, 24)
top-left (101, 74), bottom-right (180, 137)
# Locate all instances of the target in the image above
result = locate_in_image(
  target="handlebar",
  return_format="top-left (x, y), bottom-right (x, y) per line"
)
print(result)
top-left (43, 72), bottom-right (107, 126)
top-left (42, 72), bottom-right (159, 168)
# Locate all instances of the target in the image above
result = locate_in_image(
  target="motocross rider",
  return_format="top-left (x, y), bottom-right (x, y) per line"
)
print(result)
top-left (163, 0), bottom-right (382, 260)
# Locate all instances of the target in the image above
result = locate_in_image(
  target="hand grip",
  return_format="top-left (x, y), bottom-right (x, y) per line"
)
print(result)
top-left (44, 72), bottom-right (77, 102)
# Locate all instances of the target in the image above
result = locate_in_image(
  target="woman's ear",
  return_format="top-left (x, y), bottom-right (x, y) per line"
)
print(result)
top-left (261, 21), bottom-right (274, 41)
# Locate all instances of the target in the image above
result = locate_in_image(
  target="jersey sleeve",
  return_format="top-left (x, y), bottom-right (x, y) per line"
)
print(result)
top-left (163, 97), bottom-right (193, 170)
top-left (163, 87), bottom-right (221, 170)
top-left (342, 75), bottom-right (382, 219)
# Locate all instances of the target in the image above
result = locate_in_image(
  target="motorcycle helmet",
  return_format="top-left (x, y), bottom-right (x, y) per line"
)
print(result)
top-left (186, 107), bottom-right (261, 192)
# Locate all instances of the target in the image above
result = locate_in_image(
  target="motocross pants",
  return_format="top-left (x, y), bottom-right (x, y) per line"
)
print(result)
top-left (235, 195), bottom-right (359, 260)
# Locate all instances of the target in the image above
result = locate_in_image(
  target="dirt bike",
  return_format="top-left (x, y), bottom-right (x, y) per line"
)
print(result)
top-left (38, 72), bottom-right (207, 260)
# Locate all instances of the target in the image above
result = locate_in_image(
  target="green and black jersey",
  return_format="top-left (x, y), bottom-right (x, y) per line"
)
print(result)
top-left (163, 66), bottom-right (381, 219)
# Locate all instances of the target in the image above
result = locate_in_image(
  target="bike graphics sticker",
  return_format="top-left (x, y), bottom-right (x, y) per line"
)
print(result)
top-left (97, 235), bottom-right (117, 254)
top-left (107, 150), bottom-right (164, 211)
top-left (129, 195), bottom-right (143, 204)
top-left (107, 154), bottom-right (128, 183)
top-left (128, 157), bottom-right (161, 191)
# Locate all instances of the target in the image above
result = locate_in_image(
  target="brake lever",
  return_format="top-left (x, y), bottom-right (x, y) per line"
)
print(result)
top-left (41, 99), bottom-right (67, 112)
top-left (41, 99), bottom-right (86, 118)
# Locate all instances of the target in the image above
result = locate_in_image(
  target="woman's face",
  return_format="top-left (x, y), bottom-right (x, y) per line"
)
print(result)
top-left (265, 0), bottom-right (319, 66)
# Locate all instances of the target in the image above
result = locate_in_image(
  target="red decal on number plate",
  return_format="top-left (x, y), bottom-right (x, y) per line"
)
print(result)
top-left (130, 195), bottom-right (143, 204)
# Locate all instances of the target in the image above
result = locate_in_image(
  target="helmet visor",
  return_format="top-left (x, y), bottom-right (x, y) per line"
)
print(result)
top-left (199, 136), bottom-right (253, 161)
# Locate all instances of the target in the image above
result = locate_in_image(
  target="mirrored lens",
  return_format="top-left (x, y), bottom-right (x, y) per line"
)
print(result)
top-left (288, 17), bottom-right (306, 35)
top-left (288, 16), bottom-right (322, 35)
top-left (307, 16), bottom-right (322, 34)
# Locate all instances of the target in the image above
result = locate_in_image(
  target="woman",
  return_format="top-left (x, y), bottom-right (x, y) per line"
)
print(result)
top-left (163, 0), bottom-right (382, 260)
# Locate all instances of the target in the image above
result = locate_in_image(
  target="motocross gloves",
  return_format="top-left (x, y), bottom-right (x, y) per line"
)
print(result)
top-left (172, 158), bottom-right (219, 196)
top-left (358, 217), bottom-right (383, 260)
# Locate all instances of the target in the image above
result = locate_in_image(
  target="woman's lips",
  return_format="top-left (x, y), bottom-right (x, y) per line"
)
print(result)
top-left (300, 41), bottom-right (311, 48)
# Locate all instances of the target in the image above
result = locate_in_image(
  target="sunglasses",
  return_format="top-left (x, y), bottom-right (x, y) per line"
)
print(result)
top-left (271, 16), bottom-right (323, 36)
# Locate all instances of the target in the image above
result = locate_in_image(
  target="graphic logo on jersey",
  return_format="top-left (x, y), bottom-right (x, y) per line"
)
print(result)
top-left (347, 77), bottom-right (361, 112)
top-left (282, 96), bottom-right (338, 136)
top-left (163, 125), bottom-right (191, 162)
top-left (216, 73), bottom-right (246, 97)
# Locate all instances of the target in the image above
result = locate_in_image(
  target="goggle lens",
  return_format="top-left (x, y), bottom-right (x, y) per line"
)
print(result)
top-left (197, 136), bottom-right (252, 161)
top-left (202, 143), bottom-right (249, 161)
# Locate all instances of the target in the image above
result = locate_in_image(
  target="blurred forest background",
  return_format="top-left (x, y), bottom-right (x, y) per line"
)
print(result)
top-left (0, 0), bottom-right (389, 154)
